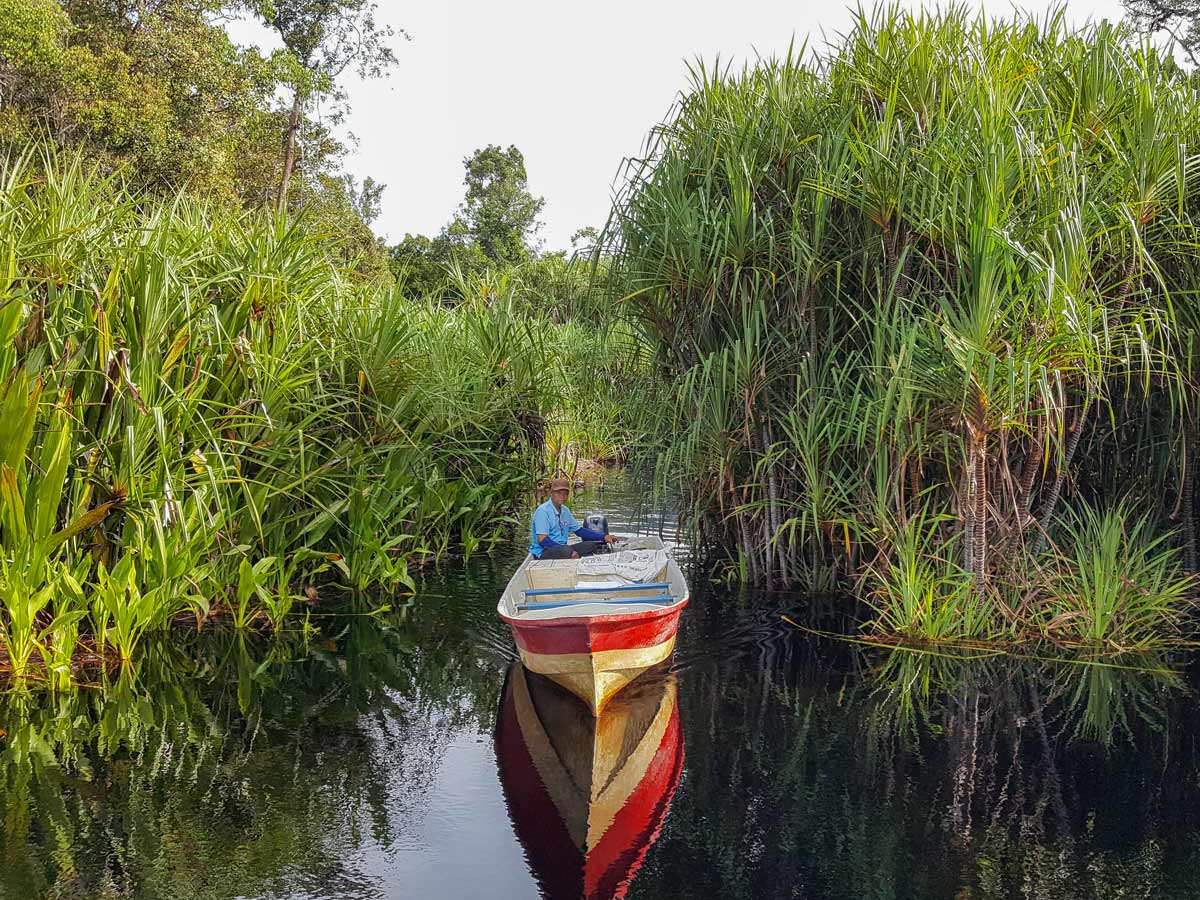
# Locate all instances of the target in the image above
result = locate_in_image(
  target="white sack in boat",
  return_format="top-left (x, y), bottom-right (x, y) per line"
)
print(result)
top-left (612, 536), bottom-right (675, 553)
top-left (577, 549), bottom-right (668, 583)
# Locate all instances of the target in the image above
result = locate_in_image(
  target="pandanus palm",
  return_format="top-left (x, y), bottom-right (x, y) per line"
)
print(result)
top-left (606, 3), bottom-right (1200, 642)
top-left (1025, 31), bottom-right (1198, 555)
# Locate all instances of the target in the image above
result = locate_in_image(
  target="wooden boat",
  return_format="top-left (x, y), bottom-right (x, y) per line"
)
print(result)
top-left (497, 536), bottom-right (689, 715)
top-left (495, 662), bottom-right (684, 900)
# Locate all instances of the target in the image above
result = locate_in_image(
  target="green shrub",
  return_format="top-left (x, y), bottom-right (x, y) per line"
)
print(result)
top-left (864, 513), bottom-right (996, 643)
top-left (1038, 504), bottom-right (1196, 651)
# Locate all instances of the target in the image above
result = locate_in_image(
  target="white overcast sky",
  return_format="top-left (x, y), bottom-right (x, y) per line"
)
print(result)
top-left (227, 1), bottom-right (1128, 252)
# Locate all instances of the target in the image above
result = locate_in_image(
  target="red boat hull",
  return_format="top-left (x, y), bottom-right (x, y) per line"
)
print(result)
top-left (499, 598), bottom-right (688, 715)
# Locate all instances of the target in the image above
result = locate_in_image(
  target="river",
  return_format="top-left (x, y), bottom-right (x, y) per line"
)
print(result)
top-left (2, 473), bottom-right (1199, 899)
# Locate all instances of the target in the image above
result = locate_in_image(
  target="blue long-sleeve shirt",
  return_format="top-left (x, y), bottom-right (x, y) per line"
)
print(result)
top-left (528, 499), bottom-right (605, 557)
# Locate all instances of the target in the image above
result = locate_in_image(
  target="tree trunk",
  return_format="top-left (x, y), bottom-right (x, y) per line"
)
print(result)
top-left (897, 231), bottom-right (914, 300)
top-left (277, 89), bottom-right (303, 211)
top-left (739, 509), bottom-right (758, 584)
top-left (760, 507), bottom-right (774, 588)
top-left (732, 467), bottom-right (758, 585)
top-left (908, 456), bottom-right (921, 512)
top-left (1017, 416), bottom-right (1044, 524)
top-left (964, 512), bottom-right (975, 579)
top-left (970, 429), bottom-right (988, 590)
top-left (1184, 417), bottom-right (1197, 574)
top-left (1114, 244), bottom-right (1139, 308)
top-left (745, 418), bottom-right (773, 587)
top-left (763, 422), bottom-right (788, 585)
top-left (1033, 403), bottom-right (1089, 557)
top-left (963, 452), bottom-right (975, 577)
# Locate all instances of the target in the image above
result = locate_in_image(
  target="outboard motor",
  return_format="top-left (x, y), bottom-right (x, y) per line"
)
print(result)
top-left (584, 513), bottom-right (609, 549)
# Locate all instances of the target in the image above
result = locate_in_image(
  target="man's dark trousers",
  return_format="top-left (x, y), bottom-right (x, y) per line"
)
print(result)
top-left (538, 541), bottom-right (608, 560)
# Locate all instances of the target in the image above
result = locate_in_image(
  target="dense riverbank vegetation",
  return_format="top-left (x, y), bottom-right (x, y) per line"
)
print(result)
top-left (0, 150), bottom-right (641, 683)
top-left (0, 1), bottom-right (639, 684)
top-left (605, 7), bottom-right (1200, 648)
top-left (6, 0), bottom-right (1200, 675)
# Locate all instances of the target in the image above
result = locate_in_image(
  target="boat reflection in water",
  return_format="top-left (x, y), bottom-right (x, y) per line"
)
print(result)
top-left (495, 662), bottom-right (685, 900)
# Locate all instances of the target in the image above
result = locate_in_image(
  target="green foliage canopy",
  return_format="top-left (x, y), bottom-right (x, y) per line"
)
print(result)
top-left (389, 144), bottom-right (548, 296)
top-left (0, 1), bottom-right (396, 277)
top-left (0, 0), bottom-right (282, 200)
top-left (457, 143), bottom-right (545, 267)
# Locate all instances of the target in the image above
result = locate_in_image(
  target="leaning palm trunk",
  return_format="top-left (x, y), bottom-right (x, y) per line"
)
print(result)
top-left (1016, 416), bottom-right (1044, 526)
top-left (277, 89), bottom-right (303, 211)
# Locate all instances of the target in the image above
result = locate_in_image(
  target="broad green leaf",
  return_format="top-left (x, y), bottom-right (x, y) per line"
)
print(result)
top-left (0, 371), bottom-right (41, 475)
top-left (33, 402), bottom-right (72, 544)
top-left (0, 463), bottom-right (27, 544)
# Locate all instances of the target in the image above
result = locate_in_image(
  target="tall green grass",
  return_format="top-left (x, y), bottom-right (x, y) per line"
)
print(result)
top-left (0, 148), bottom-right (630, 683)
top-left (864, 513), bottom-right (994, 643)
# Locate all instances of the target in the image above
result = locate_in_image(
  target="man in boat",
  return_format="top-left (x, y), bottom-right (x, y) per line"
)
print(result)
top-left (530, 478), bottom-right (618, 559)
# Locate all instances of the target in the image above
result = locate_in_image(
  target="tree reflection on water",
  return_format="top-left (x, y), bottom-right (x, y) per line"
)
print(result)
top-left (648, 600), bottom-right (1200, 900)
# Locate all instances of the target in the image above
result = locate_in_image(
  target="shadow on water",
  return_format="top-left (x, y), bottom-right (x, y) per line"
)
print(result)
top-left (3, 473), bottom-right (1200, 899)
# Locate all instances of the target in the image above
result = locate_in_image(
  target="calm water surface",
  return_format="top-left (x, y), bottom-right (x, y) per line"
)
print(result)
top-left (4, 475), bottom-right (1200, 899)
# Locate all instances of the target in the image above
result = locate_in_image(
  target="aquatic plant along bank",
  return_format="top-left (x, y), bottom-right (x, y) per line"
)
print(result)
top-left (603, 5), bottom-right (1200, 648)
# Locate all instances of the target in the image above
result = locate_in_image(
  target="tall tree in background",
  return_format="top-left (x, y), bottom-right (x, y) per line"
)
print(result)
top-left (266, 0), bottom-right (403, 209)
top-left (0, 1), bottom-right (401, 279)
top-left (1125, 0), bottom-right (1200, 64)
top-left (389, 144), bottom-right (546, 293)
top-left (452, 144), bottom-right (545, 267)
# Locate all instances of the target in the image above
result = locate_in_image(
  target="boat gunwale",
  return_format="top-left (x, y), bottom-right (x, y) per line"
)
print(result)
top-left (497, 594), bottom-right (690, 629)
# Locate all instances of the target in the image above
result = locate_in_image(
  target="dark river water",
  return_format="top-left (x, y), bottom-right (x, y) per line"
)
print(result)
top-left (4, 474), bottom-right (1200, 899)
